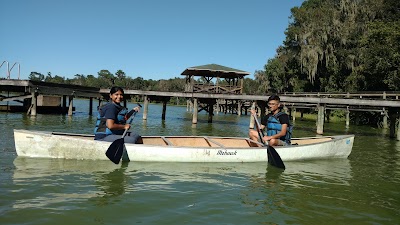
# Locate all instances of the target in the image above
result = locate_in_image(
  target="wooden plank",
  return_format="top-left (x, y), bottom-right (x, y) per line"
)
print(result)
top-left (204, 137), bottom-right (225, 148)
top-left (161, 137), bottom-right (173, 146)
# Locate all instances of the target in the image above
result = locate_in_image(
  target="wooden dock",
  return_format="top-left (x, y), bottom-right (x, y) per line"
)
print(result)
top-left (1, 79), bottom-right (400, 139)
top-left (0, 79), bottom-right (100, 115)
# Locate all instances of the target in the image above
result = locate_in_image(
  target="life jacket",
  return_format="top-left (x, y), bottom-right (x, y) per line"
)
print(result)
top-left (94, 102), bottom-right (128, 136)
top-left (266, 111), bottom-right (293, 144)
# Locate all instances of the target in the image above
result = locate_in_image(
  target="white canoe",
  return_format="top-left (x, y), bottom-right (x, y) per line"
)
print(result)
top-left (13, 129), bottom-right (354, 163)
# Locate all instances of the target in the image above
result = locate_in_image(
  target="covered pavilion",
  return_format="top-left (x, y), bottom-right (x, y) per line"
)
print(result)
top-left (181, 64), bottom-right (251, 123)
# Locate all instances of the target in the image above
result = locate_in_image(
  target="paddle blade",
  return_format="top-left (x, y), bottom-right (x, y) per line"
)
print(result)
top-left (267, 146), bottom-right (286, 170)
top-left (105, 138), bottom-right (125, 164)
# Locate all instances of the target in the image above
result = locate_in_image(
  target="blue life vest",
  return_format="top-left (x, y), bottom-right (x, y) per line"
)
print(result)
top-left (94, 103), bottom-right (128, 136)
top-left (266, 112), bottom-right (293, 144)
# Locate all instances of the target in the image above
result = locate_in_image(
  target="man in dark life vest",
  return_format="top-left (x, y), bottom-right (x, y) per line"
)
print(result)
top-left (249, 94), bottom-right (292, 146)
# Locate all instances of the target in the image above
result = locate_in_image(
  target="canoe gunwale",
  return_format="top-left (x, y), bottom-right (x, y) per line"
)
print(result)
top-left (14, 129), bottom-right (354, 149)
top-left (13, 129), bottom-right (354, 162)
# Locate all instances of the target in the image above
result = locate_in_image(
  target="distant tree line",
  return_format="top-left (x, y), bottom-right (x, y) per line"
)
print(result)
top-left (27, 69), bottom-right (260, 106)
top-left (28, 70), bottom-right (261, 95)
top-left (28, 70), bottom-right (187, 92)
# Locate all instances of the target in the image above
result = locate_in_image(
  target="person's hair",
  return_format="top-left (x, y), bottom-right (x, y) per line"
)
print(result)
top-left (109, 86), bottom-right (124, 95)
top-left (267, 94), bottom-right (280, 102)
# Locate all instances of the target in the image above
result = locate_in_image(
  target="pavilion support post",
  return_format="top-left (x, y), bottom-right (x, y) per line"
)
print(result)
top-left (192, 98), bottom-right (198, 124)
top-left (224, 99), bottom-right (228, 114)
top-left (300, 109), bottom-right (304, 120)
top-left (249, 102), bottom-right (256, 129)
top-left (162, 99), bottom-right (167, 120)
top-left (186, 99), bottom-right (193, 112)
top-left (346, 108), bottom-right (350, 128)
top-left (388, 108), bottom-right (399, 140)
top-left (89, 97), bottom-right (93, 116)
top-left (317, 104), bottom-right (325, 134)
top-left (292, 107), bottom-right (296, 123)
top-left (30, 91), bottom-right (37, 116)
top-left (383, 93), bottom-right (388, 129)
top-left (208, 101), bottom-right (214, 123)
top-left (68, 95), bottom-right (74, 116)
top-left (326, 109), bottom-right (331, 123)
top-left (283, 105), bottom-right (288, 114)
top-left (62, 95), bottom-right (67, 114)
top-left (143, 96), bottom-right (149, 120)
top-left (382, 108), bottom-right (388, 129)
top-left (216, 99), bottom-right (220, 115)
top-left (397, 116), bottom-right (400, 141)
top-left (237, 100), bottom-right (242, 116)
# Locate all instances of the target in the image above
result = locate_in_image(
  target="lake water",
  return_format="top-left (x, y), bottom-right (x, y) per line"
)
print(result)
top-left (1, 100), bottom-right (399, 224)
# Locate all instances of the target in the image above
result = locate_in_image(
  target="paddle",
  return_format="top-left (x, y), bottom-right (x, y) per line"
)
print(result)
top-left (252, 113), bottom-right (286, 170)
top-left (105, 104), bottom-right (142, 164)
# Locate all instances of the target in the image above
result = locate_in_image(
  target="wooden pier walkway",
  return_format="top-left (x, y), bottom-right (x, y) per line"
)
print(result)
top-left (0, 79), bottom-right (100, 115)
top-left (1, 79), bottom-right (400, 139)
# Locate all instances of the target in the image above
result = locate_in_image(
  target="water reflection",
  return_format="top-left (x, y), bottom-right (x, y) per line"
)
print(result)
top-left (92, 162), bottom-right (130, 206)
top-left (396, 140), bottom-right (400, 167)
top-left (12, 158), bottom-right (270, 208)
top-left (12, 158), bottom-right (121, 209)
top-left (240, 159), bottom-right (353, 223)
top-left (283, 159), bottom-right (353, 187)
top-left (13, 157), bottom-right (353, 209)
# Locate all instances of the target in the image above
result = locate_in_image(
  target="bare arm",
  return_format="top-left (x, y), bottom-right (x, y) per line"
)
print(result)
top-left (250, 109), bottom-right (265, 131)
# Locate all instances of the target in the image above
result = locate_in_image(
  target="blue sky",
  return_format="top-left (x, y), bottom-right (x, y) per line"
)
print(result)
top-left (0, 0), bottom-right (304, 80)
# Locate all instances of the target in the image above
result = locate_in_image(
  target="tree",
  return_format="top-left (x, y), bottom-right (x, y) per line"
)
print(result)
top-left (257, 0), bottom-right (400, 93)
top-left (28, 72), bottom-right (45, 81)
top-left (97, 70), bottom-right (115, 88)
top-left (71, 74), bottom-right (86, 86)
top-left (115, 70), bottom-right (126, 80)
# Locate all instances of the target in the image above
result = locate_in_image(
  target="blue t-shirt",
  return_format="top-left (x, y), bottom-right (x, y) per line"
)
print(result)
top-left (101, 103), bottom-right (120, 121)
top-left (94, 103), bottom-right (124, 140)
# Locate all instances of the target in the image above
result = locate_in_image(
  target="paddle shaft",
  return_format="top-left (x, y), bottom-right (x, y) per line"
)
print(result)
top-left (252, 113), bottom-right (286, 169)
top-left (121, 104), bottom-right (142, 137)
top-left (252, 113), bottom-right (267, 145)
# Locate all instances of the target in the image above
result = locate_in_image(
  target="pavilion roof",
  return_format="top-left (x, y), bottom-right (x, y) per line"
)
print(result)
top-left (181, 64), bottom-right (250, 79)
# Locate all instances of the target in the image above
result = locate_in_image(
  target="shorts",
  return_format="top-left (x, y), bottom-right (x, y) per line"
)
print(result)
top-left (98, 132), bottom-right (141, 144)
top-left (275, 139), bottom-right (290, 146)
